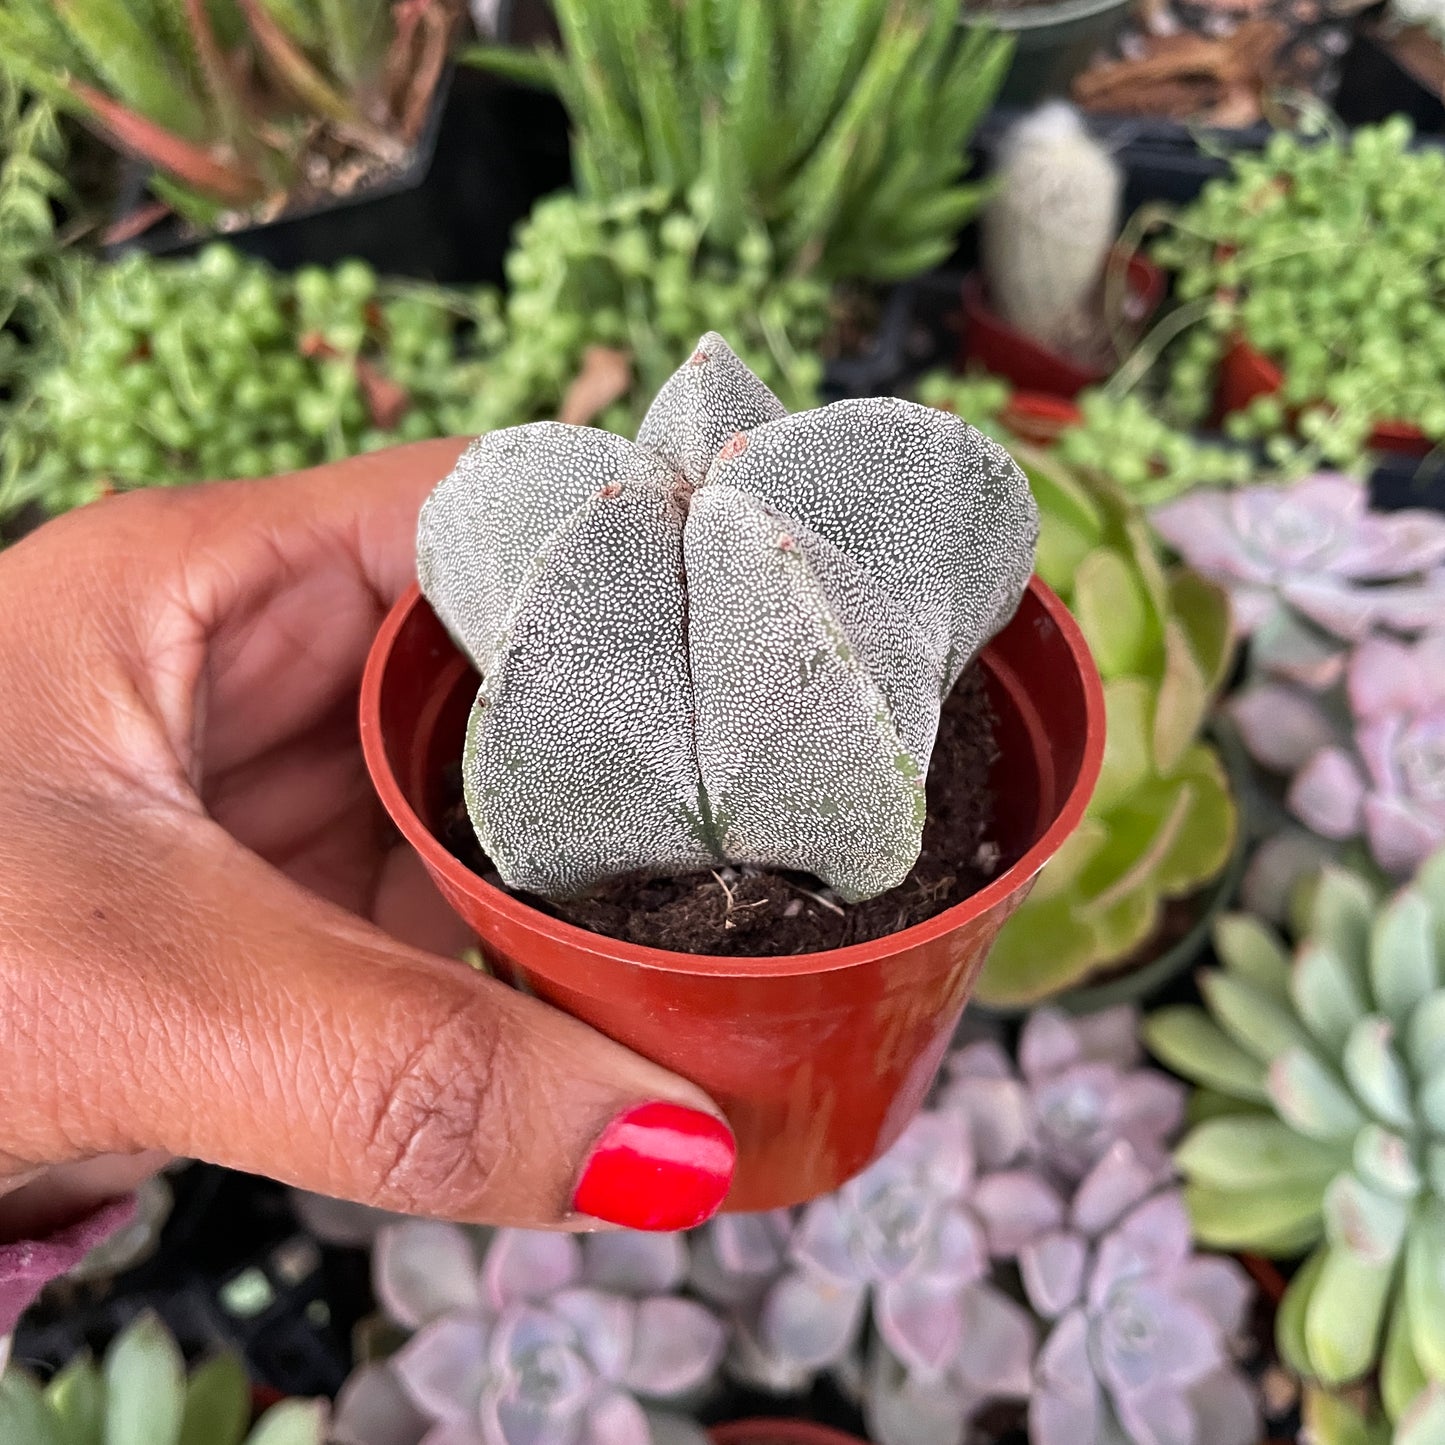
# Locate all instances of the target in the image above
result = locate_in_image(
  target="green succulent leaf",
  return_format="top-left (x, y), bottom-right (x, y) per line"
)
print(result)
top-left (1428, 1143), bottom-right (1445, 1202)
top-left (1293, 943), bottom-right (1370, 1056)
top-left (1029, 460), bottom-right (1104, 588)
top-left (1407, 993), bottom-right (1445, 1081)
top-left (1301, 1386), bottom-right (1390, 1445)
top-left (1269, 1048), bottom-right (1367, 1142)
top-left (1152, 743), bottom-right (1236, 898)
top-left (1383, 1292), bottom-right (1430, 1424)
top-left (0, 1372), bottom-right (63, 1445)
top-left (1353, 1125), bottom-right (1421, 1199)
top-left (1072, 546), bottom-right (1155, 677)
top-left (1199, 968), bottom-right (1317, 1062)
top-left (1310, 867), bottom-right (1378, 992)
top-left (1167, 568), bottom-right (1233, 693)
top-left (1024, 817), bottom-right (1108, 903)
top-left (1145, 1007), bottom-right (1269, 1102)
top-left (178, 1356), bottom-right (249, 1445)
top-left (1278, 1246), bottom-right (1327, 1376)
top-left (1175, 1114), bottom-right (1341, 1190)
top-left (1370, 890), bottom-right (1438, 1028)
top-left (975, 889), bottom-right (1113, 1006)
top-left (1343, 1017), bottom-right (1415, 1132)
top-left (1152, 618), bottom-right (1208, 775)
top-left (1405, 1198), bottom-right (1445, 1379)
top-left (1416, 850), bottom-right (1445, 945)
top-left (1324, 1174), bottom-right (1410, 1266)
top-left (243, 1399), bottom-right (328, 1445)
top-left (1186, 1179), bottom-right (1324, 1254)
top-left (1304, 1237), bottom-right (1397, 1385)
top-left (44, 1356), bottom-right (103, 1445)
top-left (1213, 912), bottom-right (1292, 1003)
top-left (104, 1313), bottom-right (185, 1445)
top-left (1090, 676), bottom-right (1154, 816)
top-left (1418, 1067), bottom-right (1445, 1134)
top-left (1398, 1385), bottom-right (1445, 1445)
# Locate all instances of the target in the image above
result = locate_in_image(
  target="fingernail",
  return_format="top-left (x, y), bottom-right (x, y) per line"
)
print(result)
top-left (574, 1101), bottom-right (735, 1231)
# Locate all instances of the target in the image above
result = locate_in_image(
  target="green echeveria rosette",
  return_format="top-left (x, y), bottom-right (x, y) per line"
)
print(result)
top-left (975, 448), bottom-right (1238, 1008)
top-left (1146, 850), bottom-right (1445, 1428)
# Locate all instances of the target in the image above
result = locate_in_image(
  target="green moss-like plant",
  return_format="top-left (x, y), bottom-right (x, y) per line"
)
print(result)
top-left (974, 448), bottom-right (1237, 1006)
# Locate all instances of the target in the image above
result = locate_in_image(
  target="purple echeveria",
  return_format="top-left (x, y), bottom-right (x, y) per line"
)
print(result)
top-left (1265, 632), bottom-right (1445, 877)
top-left (939, 1006), bottom-right (1185, 1188)
top-left (1021, 1142), bottom-right (1258, 1445)
top-left (1151, 474), bottom-right (1445, 687)
top-left (333, 1224), bottom-right (720, 1445)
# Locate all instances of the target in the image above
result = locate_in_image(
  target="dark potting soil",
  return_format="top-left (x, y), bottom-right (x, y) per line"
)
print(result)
top-left (438, 666), bottom-right (1006, 957)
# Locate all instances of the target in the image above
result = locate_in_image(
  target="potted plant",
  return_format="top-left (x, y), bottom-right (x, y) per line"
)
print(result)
top-left (361, 333), bottom-right (1104, 1211)
top-left (963, 105), bottom-right (1165, 399)
top-left (936, 447), bottom-right (1238, 1012)
top-left (1151, 118), bottom-right (1445, 471)
top-left (0, 1312), bottom-right (328, 1443)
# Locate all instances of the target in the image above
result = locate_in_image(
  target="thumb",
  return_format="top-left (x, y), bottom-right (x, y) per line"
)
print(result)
top-left (16, 809), bottom-right (735, 1233)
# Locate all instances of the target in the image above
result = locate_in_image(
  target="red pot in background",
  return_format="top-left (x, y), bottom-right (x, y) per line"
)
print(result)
top-left (710, 1422), bottom-right (870, 1445)
top-left (1217, 336), bottom-right (1433, 459)
top-left (360, 579), bottom-right (1104, 1212)
top-left (957, 253), bottom-right (1166, 399)
top-left (1000, 391), bottom-right (1084, 446)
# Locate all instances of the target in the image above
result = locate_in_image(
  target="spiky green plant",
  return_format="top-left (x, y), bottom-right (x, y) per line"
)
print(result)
top-left (0, 0), bottom-right (456, 218)
top-left (468, 0), bottom-right (1011, 283)
top-left (0, 1312), bottom-right (325, 1444)
top-left (1147, 851), bottom-right (1445, 1421)
top-left (964, 447), bottom-right (1236, 1005)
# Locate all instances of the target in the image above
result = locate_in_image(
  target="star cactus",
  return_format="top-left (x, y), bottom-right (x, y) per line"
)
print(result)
top-left (419, 332), bottom-right (1038, 902)
top-left (334, 1224), bottom-right (721, 1445)
top-left (1151, 473), bottom-right (1445, 689)
top-left (1146, 850), bottom-right (1445, 1419)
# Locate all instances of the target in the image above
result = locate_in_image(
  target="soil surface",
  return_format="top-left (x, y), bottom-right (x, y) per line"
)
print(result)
top-left (439, 666), bottom-right (1007, 957)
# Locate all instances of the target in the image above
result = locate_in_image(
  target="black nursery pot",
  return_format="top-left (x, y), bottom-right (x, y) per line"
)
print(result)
top-left (109, 66), bottom-right (571, 286)
top-left (1335, 23), bottom-right (1445, 135)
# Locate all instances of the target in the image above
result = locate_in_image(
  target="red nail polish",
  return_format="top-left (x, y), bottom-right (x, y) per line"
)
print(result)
top-left (574, 1102), bottom-right (735, 1231)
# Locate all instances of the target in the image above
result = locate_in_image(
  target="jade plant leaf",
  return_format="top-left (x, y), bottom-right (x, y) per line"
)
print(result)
top-left (1090, 676), bottom-right (1155, 816)
top-left (1072, 546), bottom-right (1154, 677)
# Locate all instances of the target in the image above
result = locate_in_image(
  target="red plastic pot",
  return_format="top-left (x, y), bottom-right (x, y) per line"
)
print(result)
top-left (360, 578), bottom-right (1104, 1212)
top-left (709, 1422), bottom-right (869, 1445)
top-left (1217, 336), bottom-right (1434, 459)
top-left (957, 253), bottom-right (1166, 399)
top-left (1000, 391), bottom-right (1084, 446)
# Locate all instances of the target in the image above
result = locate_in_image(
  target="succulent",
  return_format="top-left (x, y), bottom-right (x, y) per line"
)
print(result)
top-left (939, 1005), bottom-right (1186, 1188)
top-left (0, 1312), bottom-right (326, 1445)
top-left (0, 0), bottom-right (455, 218)
top-left (334, 1223), bottom-right (721, 1445)
top-left (470, 0), bottom-right (1010, 284)
top-left (1280, 633), bottom-right (1445, 879)
top-left (1146, 850), bottom-right (1445, 1417)
top-left (980, 104), bottom-right (1122, 361)
top-left (1305, 1383), bottom-right (1445, 1445)
top-left (419, 332), bottom-right (1038, 902)
top-left (1152, 474), bottom-right (1445, 690)
top-left (961, 448), bottom-right (1234, 1004)
top-left (692, 1107), bottom-right (1038, 1409)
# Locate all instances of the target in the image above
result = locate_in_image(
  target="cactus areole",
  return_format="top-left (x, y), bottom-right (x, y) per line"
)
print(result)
top-left (418, 334), bottom-right (1039, 903)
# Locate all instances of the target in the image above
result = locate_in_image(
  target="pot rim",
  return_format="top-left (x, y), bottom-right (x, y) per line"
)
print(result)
top-left (965, 0), bottom-right (1133, 31)
top-left (361, 575), bottom-right (1105, 979)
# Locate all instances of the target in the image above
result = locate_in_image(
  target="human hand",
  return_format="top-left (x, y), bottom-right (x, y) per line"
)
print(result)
top-left (0, 442), bottom-right (733, 1242)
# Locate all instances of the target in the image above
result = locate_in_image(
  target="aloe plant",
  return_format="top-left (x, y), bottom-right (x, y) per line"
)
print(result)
top-left (966, 448), bottom-right (1237, 1005)
top-left (1147, 851), bottom-right (1445, 1422)
top-left (469, 0), bottom-right (1011, 283)
top-left (0, 1313), bottom-right (326, 1444)
top-left (0, 0), bottom-right (456, 217)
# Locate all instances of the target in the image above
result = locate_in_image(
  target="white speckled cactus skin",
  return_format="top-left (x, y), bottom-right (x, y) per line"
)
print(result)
top-left (981, 103), bottom-right (1122, 356)
top-left (418, 333), bottom-right (1038, 902)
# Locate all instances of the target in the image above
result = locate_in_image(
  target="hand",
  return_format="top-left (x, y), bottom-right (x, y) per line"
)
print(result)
top-left (0, 442), bottom-right (733, 1241)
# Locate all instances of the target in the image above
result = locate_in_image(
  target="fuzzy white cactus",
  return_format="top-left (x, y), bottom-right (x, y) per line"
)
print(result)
top-left (419, 334), bottom-right (1038, 902)
top-left (980, 102), bottom-right (1123, 358)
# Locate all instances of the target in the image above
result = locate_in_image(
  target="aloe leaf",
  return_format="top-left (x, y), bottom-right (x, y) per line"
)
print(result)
top-left (1144, 1007), bottom-right (1270, 1101)
top-left (67, 80), bottom-right (263, 204)
top-left (236, 0), bottom-right (357, 123)
top-left (1303, 1237), bottom-right (1397, 1385)
top-left (458, 43), bottom-right (559, 91)
top-left (104, 1314), bottom-right (185, 1445)
top-left (1175, 1114), bottom-right (1342, 1190)
top-left (1213, 913), bottom-right (1291, 1001)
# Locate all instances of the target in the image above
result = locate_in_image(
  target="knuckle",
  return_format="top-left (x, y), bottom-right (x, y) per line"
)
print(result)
top-left (352, 993), bottom-right (515, 1217)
